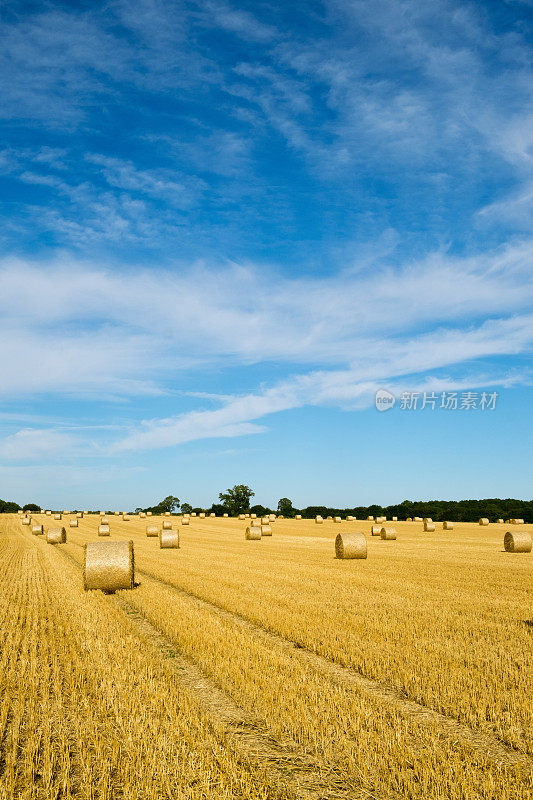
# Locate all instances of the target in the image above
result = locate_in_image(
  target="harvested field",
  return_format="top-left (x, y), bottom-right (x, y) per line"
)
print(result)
top-left (1, 512), bottom-right (532, 800)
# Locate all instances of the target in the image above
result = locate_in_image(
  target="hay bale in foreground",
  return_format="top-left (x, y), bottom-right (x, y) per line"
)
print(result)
top-left (21, 517), bottom-right (31, 525)
top-left (335, 531), bottom-right (367, 559)
top-left (146, 524), bottom-right (159, 537)
top-left (443, 521), bottom-right (454, 530)
top-left (504, 531), bottom-right (532, 553)
top-left (334, 516), bottom-right (342, 523)
top-left (84, 540), bottom-right (134, 592)
top-left (245, 526), bottom-right (261, 540)
top-left (32, 524), bottom-right (44, 535)
top-left (424, 521), bottom-right (435, 531)
top-left (47, 527), bottom-right (66, 544)
top-left (479, 518), bottom-right (489, 526)
top-left (160, 528), bottom-right (179, 549)
top-left (261, 525), bottom-right (272, 536)
top-left (380, 526), bottom-right (397, 540)
top-left (98, 524), bottom-right (110, 536)
top-left (69, 518), bottom-right (78, 527)
top-left (315, 515), bottom-right (323, 524)
top-left (162, 520), bottom-right (172, 530)
top-left (371, 525), bottom-right (381, 536)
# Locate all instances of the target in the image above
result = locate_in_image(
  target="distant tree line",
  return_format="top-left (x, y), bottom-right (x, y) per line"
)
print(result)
top-left (3, 492), bottom-right (532, 522)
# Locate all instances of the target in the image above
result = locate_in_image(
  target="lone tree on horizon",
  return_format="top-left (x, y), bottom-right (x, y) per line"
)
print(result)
top-left (219, 484), bottom-right (254, 516)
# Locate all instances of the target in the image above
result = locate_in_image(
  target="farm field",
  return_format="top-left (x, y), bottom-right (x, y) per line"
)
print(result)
top-left (1, 513), bottom-right (532, 799)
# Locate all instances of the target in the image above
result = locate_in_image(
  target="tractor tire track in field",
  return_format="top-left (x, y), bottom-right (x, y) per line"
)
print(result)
top-left (58, 536), bottom-right (533, 773)
top-left (44, 537), bottom-right (387, 800)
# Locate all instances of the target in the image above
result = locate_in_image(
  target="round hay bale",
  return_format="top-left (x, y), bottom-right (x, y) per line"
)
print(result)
top-left (367, 516), bottom-right (374, 521)
top-left (261, 524), bottom-right (272, 536)
top-left (413, 516), bottom-right (422, 522)
top-left (21, 517), bottom-right (31, 525)
top-left (159, 528), bottom-right (179, 549)
top-left (315, 515), bottom-right (323, 524)
top-left (514, 518), bottom-right (525, 524)
top-left (45, 510), bottom-right (51, 515)
top-left (245, 526), bottom-right (261, 540)
top-left (346, 515), bottom-right (354, 521)
top-left (31, 524), bottom-right (44, 535)
top-left (443, 521), bottom-right (454, 530)
top-left (250, 513), bottom-right (257, 518)
top-left (326, 515), bottom-right (332, 520)
top-left (162, 520), bottom-right (172, 530)
top-left (424, 521), bottom-right (435, 532)
top-left (101, 516), bottom-right (110, 524)
top-left (497, 518), bottom-right (504, 524)
top-left (423, 518), bottom-right (432, 524)
top-left (380, 526), bottom-right (397, 540)
top-left (181, 516), bottom-right (190, 525)
top-left (371, 524), bottom-right (381, 536)
top-left (504, 531), bottom-right (532, 553)
top-left (376, 516), bottom-right (386, 523)
top-left (334, 516), bottom-right (342, 523)
top-left (223, 513), bottom-right (229, 517)
top-left (146, 524), bottom-right (159, 537)
top-left (54, 514), bottom-right (62, 520)
top-left (392, 516), bottom-right (398, 521)
top-left (114, 511), bottom-right (120, 515)
top-left (164, 511), bottom-right (171, 516)
top-left (69, 518), bottom-right (78, 527)
top-left (146, 511), bottom-right (152, 516)
top-left (122, 515), bottom-right (131, 521)
top-left (76, 512), bottom-right (83, 518)
top-left (479, 518), bottom-right (489, 526)
top-left (261, 516), bottom-right (270, 524)
top-left (238, 514), bottom-right (246, 520)
top-left (295, 514), bottom-right (302, 519)
top-left (191, 512), bottom-right (197, 517)
top-left (269, 514), bottom-right (276, 522)
top-left (84, 540), bottom-right (134, 592)
top-left (406, 517), bottom-right (412, 522)
top-left (17, 510), bottom-right (23, 514)
top-left (139, 512), bottom-right (146, 518)
top-left (98, 524), bottom-right (110, 536)
top-left (251, 519), bottom-right (261, 527)
top-left (47, 527), bottom-right (66, 544)
top-left (335, 531), bottom-right (367, 559)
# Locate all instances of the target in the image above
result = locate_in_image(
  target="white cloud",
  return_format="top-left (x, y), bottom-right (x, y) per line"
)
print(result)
top-left (0, 428), bottom-right (79, 460)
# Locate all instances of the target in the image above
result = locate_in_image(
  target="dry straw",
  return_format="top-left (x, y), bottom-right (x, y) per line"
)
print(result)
top-left (334, 516), bottom-right (342, 523)
top-left (261, 516), bottom-right (270, 524)
top-left (335, 531), bottom-right (367, 559)
top-left (371, 524), bottom-right (382, 536)
top-left (504, 531), bottom-right (532, 553)
top-left (238, 514), bottom-right (246, 520)
top-left (146, 524), bottom-right (159, 537)
top-left (162, 520), bottom-right (172, 530)
top-left (122, 515), bottom-right (131, 521)
top-left (423, 518), bottom-right (432, 523)
top-left (98, 524), bottom-right (110, 536)
top-left (245, 526), bottom-right (261, 540)
top-left (261, 524), bottom-right (272, 536)
top-left (315, 515), bottom-right (323, 524)
top-left (31, 524), bottom-right (44, 535)
top-left (346, 515), bottom-right (354, 521)
top-left (21, 517), bottom-right (30, 526)
top-left (77, 512), bottom-right (83, 518)
top-left (510, 518), bottom-right (525, 524)
top-left (367, 515), bottom-right (374, 521)
top-left (376, 516), bottom-right (386, 523)
top-left (101, 516), bottom-right (110, 524)
top-left (250, 513), bottom-right (257, 518)
top-left (479, 518), bottom-right (489, 526)
top-left (443, 521), bottom-right (454, 530)
top-left (84, 540), bottom-right (134, 592)
top-left (381, 526), bottom-right (397, 540)
top-left (69, 518), bottom-right (78, 527)
top-left (251, 519), bottom-right (261, 527)
top-left (47, 527), bottom-right (66, 544)
top-left (159, 528), bottom-right (179, 549)
top-left (54, 514), bottom-right (62, 520)
top-left (139, 512), bottom-right (146, 518)
top-left (181, 516), bottom-right (190, 525)
top-left (424, 521), bottom-right (436, 531)
top-left (269, 514), bottom-right (276, 521)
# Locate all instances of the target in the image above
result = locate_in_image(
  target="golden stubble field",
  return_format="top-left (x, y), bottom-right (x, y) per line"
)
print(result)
top-left (1, 513), bottom-right (532, 800)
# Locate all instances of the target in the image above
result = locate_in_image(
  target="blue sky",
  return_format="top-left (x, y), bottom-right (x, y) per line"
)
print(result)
top-left (1, 0), bottom-right (532, 509)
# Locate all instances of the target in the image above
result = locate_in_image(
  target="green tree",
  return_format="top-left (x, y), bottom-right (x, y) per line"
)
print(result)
top-left (219, 484), bottom-right (255, 516)
top-left (23, 503), bottom-right (40, 512)
top-left (277, 497), bottom-right (294, 517)
top-left (181, 502), bottom-right (192, 514)
top-left (157, 495), bottom-right (180, 513)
